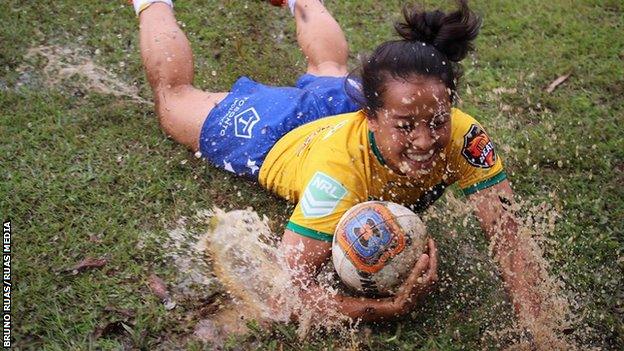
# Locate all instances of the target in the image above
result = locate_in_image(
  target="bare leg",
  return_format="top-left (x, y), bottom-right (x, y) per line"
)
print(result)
top-left (293, 0), bottom-right (349, 77)
top-left (139, 3), bottom-right (228, 151)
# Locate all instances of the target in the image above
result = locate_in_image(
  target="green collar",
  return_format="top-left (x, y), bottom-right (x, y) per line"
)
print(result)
top-left (368, 131), bottom-right (386, 166)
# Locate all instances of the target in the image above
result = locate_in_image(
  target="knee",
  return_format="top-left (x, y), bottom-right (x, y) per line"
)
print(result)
top-left (153, 85), bottom-right (185, 131)
top-left (150, 93), bottom-right (180, 148)
top-left (154, 95), bottom-right (173, 137)
top-left (308, 61), bottom-right (348, 77)
top-left (150, 84), bottom-right (213, 152)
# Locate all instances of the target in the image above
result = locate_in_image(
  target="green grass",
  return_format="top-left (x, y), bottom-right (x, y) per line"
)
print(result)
top-left (1, 0), bottom-right (623, 349)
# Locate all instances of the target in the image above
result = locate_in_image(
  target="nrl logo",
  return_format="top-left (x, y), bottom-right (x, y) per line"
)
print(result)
top-left (301, 172), bottom-right (347, 218)
top-left (461, 124), bottom-right (496, 168)
top-left (234, 107), bottom-right (260, 139)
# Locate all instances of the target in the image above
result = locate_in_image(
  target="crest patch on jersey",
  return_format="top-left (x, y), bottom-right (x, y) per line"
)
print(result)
top-left (461, 124), bottom-right (496, 168)
top-left (301, 172), bottom-right (347, 218)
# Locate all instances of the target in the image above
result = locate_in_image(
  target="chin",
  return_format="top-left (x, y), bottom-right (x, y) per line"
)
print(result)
top-left (406, 166), bottom-right (434, 178)
top-left (397, 158), bottom-right (436, 177)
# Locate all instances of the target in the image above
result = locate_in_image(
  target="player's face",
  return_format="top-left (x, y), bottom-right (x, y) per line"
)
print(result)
top-left (367, 75), bottom-right (452, 178)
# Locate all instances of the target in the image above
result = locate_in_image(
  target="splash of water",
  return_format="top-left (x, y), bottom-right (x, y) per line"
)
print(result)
top-left (424, 191), bottom-right (587, 350)
top-left (17, 45), bottom-right (152, 105)
top-left (158, 198), bottom-right (599, 349)
top-left (200, 208), bottom-right (358, 341)
top-left (161, 212), bottom-right (218, 300)
top-left (158, 208), bottom-right (359, 346)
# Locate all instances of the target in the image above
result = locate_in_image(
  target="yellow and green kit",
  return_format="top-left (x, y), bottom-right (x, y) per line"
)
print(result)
top-left (258, 108), bottom-right (505, 242)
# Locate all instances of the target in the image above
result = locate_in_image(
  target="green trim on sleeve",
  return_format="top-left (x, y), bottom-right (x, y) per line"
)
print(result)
top-left (462, 171), bottom-right (507, 196)
top-left (368, 131), bottom-right (386, 166)
top-left (286, 221), bottom-right (333, 242)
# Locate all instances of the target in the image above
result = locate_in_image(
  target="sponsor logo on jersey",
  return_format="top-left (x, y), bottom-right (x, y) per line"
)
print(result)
top-left (234, 107), bottom-right (260, 138)
top-left (301, 172), bottom-right (347, 218)
top-left (461, 124), bottom-right (496, 168)
top-left (336, 203), bottom-right (406, 273)
top-left (322, 120), bottom-right (348, 140)
top-left (296, 125), bottom-right (330, 156)
top-left (218, 97), bottom-right (249, 136)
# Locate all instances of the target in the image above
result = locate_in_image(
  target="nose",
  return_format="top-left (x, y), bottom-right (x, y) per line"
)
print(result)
top-left (408, 124), bottom-right (435, 151)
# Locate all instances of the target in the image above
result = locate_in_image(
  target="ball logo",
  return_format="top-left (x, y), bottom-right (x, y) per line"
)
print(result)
top-left (336, 203), bottom-right (406, 273)
top-left (461, 124), bottom-right (496, 168)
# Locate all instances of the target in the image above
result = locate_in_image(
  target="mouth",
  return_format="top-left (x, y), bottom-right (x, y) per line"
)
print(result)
top-left (405, 152), bottom-right (434, 162)
top-left (397, 150), bottom-right (437, 175)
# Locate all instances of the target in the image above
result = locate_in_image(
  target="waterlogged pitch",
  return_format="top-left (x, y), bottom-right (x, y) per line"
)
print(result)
top-left (2, 0), bottom-right (622, 349)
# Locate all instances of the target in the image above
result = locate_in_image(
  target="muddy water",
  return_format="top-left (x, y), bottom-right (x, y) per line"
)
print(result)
top-left (160, 198), bottom-right (596, 350)
top-left (200, 209), bottom-right (357, 341)
top-left (18, 45), bottom-right (152, 105)
top-left (424, 192), bottom-right (582, 350)
top-left (161, 208), bottom-right (358, 346)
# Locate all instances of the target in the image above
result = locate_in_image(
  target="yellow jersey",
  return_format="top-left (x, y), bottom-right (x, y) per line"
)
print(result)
top-left (258, 108), bottom-right (505, 242)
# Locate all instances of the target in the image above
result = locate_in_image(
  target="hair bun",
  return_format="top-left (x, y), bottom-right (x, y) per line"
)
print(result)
top-left (394, 0), bottom-right (482, 62)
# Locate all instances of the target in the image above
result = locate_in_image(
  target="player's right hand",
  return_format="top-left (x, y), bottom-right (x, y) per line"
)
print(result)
top-left (391, 238), bottom-right (438, 313)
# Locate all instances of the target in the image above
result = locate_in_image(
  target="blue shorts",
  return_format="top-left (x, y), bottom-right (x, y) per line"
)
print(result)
top-left (199, 74), bottom-right (361, 179)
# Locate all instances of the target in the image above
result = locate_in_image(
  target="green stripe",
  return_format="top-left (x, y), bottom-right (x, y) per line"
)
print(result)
top-left (286, 221), bottom-right (333, 242)
top-left (462, 171), bottom-right (507, 195)
top-left (368, 131), bottom-right (386, 166)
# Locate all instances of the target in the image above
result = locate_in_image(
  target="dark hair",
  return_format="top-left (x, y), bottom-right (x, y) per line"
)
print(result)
top-left (346, 0), bottom-right (481, 116)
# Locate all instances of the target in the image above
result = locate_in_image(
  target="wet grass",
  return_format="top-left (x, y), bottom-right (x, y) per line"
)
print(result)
top-left (1, 0), bottom-right (622, 349)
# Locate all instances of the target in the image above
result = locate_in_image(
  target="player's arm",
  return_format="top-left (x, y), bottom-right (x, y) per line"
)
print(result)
top-left (280, 229), bottom-right (437, 322)
top-left (468, 179), bottom-right (542, 320)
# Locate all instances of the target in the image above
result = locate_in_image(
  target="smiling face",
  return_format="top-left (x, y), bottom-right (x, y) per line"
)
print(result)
top-left (367, 75), bottom-right (452, 178)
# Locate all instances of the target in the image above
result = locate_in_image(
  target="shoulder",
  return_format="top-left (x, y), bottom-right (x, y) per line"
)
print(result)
top-left (446, 108), bottom-right (506, 192)
top-left (449, 108), bottom-right (498, 168)
top-left (303, 111), bottom-right (370, 175)
top-left (450, 108), bottom-right (482, 139)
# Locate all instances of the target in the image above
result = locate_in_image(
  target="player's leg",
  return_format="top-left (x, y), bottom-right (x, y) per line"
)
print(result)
top-left (138, 2), bottom-right (228, 151)
top-left (292, 0), bottom-right (349, 77)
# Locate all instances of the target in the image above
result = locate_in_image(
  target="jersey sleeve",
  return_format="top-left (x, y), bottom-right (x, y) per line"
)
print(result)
top-left (286, 170), bottom-right (365, 242)
top-left (449, 110), bottom-right (507, 195)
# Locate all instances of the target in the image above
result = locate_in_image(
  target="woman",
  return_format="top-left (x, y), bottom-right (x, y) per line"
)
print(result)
top-left (131, 0), bottom-right (542, 325)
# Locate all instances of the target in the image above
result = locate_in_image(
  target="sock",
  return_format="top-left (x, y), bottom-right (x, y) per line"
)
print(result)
top-left (289, 1), bottom-right (325, 16)
top-left (133, 0), bottom-right (173, 16)
top-left (287, 0), bottom-right (296, 15)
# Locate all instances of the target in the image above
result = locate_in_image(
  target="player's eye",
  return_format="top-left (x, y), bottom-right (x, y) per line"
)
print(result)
top-left (395, 122), bottom-right (413, 133)
top-left (430, 113), bottom-right (449, 129)
top-left (396, 126), bottom-right (412, 134)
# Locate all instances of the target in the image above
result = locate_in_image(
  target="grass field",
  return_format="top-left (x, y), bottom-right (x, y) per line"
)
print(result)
top-left (2, 0), bottom-right (623, 349)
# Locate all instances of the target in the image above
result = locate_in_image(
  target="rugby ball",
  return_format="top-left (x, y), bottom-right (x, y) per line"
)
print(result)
top-left (332, 201), bottom-right (428, 296)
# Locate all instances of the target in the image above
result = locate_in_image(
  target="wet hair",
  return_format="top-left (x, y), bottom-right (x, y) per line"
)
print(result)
top-left (346, 0), bottom-right (482, 117)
